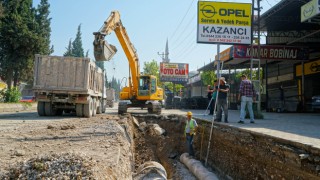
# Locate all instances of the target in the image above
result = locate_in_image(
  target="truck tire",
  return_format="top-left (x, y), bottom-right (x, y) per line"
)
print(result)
top-left (96, 99), bottom-right (101, 114)
top-left (76, 104), bottom-right (83, 117)
top-left (102, 99), bottom-right (106, 113)
top-left (45, 102), bottom-right (56, 116)
top-left (37, 102), bottom-right (45, 116)
top-left (83, 98), bottom-right (93, 118)
top-left (56, 109), bottom-right (63, 116)
top-left (92, 98), bottom-right (97, 116)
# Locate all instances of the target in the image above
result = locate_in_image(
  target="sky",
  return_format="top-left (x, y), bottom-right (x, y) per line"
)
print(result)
top-left (32, 0), bottom-right (278, 83)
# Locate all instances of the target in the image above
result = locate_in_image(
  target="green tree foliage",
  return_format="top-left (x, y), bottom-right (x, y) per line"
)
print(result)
top-left (96, 61), bottom-right (104, 70)
top-left (35, 0), bottom-right (53, 55)
top-left (71, 24), bottom-right (84, 57)
top-left (143, 59), bottom-right (158, 75)
top-left (143, 59), bottom-right (163, 86)
top-left (201, 70), bottom-right (216, 86)
top-left (0, 87), bottom-right (21, 102)
top-left (0, 0), bottom-right (52, 88)
top-left (0, 2), bottom-right (4, 17)
top-left (63, 39), bottom-right (73, 56)
top-left (164, 82), bottom-right (184, 95)
top-left (85, 50), bottom-right (89, 57)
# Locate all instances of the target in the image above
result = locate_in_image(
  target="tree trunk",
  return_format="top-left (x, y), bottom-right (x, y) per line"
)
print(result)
top-left (13, 69), bottom-right (18, 87)
top-left (6, 68), bottom-right (13, 89)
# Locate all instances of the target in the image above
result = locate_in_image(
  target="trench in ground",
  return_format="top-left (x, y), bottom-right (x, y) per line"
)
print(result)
top-left (129, 113), bottom-right (320, 180)
top-left (131, 114), bottom-right (201, 179)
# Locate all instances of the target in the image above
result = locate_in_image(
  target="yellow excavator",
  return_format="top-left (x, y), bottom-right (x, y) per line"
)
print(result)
top-left (93, 11), bottom-right (163, 114)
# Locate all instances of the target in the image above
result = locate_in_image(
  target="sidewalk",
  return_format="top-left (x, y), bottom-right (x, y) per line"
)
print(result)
top-left (161, 109), bottom-right (320, 149)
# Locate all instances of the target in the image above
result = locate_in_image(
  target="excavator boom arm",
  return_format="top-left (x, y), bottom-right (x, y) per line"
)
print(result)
top-left (93, 11), bottom-right (140, 96)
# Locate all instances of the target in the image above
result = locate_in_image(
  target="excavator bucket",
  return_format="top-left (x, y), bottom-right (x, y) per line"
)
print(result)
top-left (93, 40), bottom-right (117, 61)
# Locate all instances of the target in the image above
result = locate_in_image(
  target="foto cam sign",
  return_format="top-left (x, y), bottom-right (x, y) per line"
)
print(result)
top-left (197, 1), bottom-right (252, 45)
top-left (160, 63), bottom-right (189, 83)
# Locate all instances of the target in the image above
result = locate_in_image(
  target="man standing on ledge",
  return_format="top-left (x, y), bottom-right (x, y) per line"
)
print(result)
top-left (185, 111), bottom-right (198, 157)
top-left (238, 74), bottom-right (256, 124)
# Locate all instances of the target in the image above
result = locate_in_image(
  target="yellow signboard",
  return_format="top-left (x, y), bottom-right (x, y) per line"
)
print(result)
top-left (301, 0), bottom-right (320, 22)
top-left (296, 59), bottom-right (320, 76)
top-left (197, 1), bottom-right (252, 44)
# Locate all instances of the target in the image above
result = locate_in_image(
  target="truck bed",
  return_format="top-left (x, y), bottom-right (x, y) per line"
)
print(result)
top-left (33, 55), bottom-right (104, 96)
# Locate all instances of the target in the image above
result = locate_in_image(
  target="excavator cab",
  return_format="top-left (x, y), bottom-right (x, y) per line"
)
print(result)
top-left (138, 76), bottom-right (155, 96)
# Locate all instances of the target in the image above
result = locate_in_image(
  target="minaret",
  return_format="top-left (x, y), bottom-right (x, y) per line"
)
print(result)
top-left (163, 39), bottom-right (170, 63)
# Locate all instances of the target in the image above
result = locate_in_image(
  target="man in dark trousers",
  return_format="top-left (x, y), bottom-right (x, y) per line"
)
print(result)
top-left (215, 77), bottom-right (230, 123)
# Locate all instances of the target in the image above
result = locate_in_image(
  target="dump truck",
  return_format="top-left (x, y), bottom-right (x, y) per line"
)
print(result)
top-left (106, 88), bottom-right (115, 108)
top-left (33, 55), bottom-right (106, 118)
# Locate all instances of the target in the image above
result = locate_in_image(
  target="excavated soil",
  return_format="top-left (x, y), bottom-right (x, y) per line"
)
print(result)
top-left (0, 113), bottom-right (133, 179)
top-left (0, 111), bottom-right (196, 179)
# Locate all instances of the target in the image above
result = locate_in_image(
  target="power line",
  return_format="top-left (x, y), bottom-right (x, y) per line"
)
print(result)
top-left (169, 0), bottom-right (196, 41)
top-left (171, 14), bottom-right (196, 48)
top-left (172, 28), bottom-right (197, 59)
top-left (173, 35), bottom-right (197, 60)
top-left (172, 26), bottom-right (197, 51)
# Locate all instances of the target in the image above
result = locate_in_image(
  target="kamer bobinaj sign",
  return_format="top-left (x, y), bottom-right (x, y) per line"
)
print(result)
top-left (233, 45), bottom-right (309, 60)
top-left (197, 1), bottom-right (252, 45)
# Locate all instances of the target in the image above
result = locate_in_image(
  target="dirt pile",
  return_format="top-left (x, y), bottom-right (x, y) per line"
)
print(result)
top-left (0, 153), bottom-right (96, 179)
top-left (0, 113), bottom-right (133, 179)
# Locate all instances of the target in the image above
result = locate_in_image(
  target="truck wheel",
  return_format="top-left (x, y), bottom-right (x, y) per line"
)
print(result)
top-left (92, 98), bottom-right (97, 116)
top-left (102, 99), bottom-right (106, 113)
top-left (56, 109), bottom-right (63, 116)
top-left (37, 102), bottom-right (45, 116)
top-left (76, 104), bottom-right (83, 117)
top-left (83, 98), bottom-right (93, 118)
top-left (96, 100), bottom-right (101, 114)
top-left (45, 102), bottom-right (56, 116)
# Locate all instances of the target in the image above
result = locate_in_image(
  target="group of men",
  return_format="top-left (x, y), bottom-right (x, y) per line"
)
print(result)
top-left (184, 74), bottom-right (256, 157)
top-left (206, 74), bottom-right (256, 123)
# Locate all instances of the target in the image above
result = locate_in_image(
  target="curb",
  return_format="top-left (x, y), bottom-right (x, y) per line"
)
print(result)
top-left (0, 103), bottom-right (37, 113)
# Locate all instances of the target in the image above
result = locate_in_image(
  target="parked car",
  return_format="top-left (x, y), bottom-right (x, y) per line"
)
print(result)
top-left (311, 95), bottom-right (320, 112)
top-left (19, 96), bottom-right (36, 103)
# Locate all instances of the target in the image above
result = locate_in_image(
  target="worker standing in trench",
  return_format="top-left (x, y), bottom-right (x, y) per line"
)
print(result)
top-left (185, 111), bottom-right (198, 157)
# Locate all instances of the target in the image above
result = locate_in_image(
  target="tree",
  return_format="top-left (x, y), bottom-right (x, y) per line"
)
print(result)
top-left (201, 70), bottom-right (216, 86)
top-left (143, 59), bottom-right (163, 86)
top-left (0, 0), bottom-right (41, 88)
top-left (85, 49), bottom-right (89, 57)
top-left (95, 61), bottom-right (104, 70)
top-left (63, 39), bottom-right (73, 56)
top-left (143, 60), bottom-right (158, 76)
top-left (71, 24), bottom-right (84, 57)
top-left (35, 0), bottom-right (53, 55)
top-left (0, 2), bottom-right (4, 17)
top-left (0, 0), bottom-right (52, 87)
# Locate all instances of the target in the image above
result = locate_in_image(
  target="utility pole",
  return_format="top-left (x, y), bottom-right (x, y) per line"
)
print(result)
top-left (251, 0), bottom-right (262, 112)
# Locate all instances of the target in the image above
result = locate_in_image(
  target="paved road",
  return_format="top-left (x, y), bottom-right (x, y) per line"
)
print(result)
top-left (105, 106), bottom-right (320, 149)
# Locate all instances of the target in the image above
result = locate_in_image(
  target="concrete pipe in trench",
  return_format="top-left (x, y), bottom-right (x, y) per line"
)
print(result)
top-left (133, 161), bottom-right (167, 180)
top-left (180, 153), bottom-right (218, 180)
